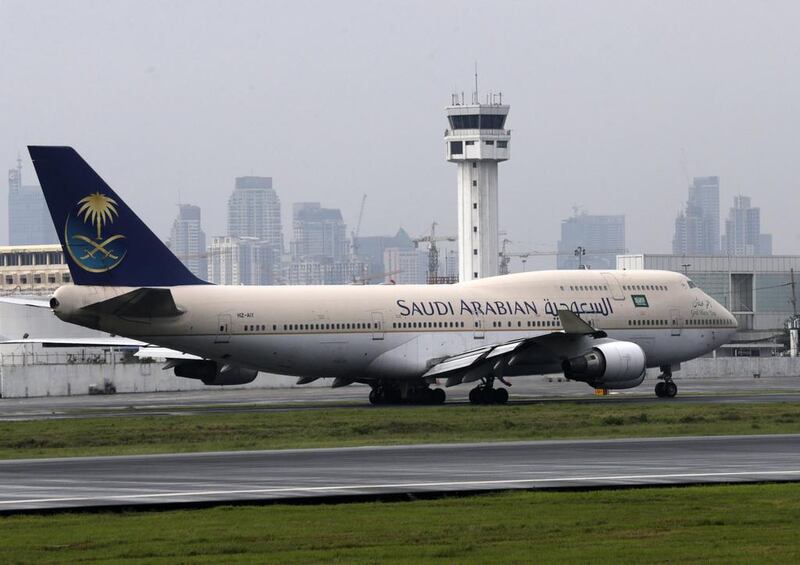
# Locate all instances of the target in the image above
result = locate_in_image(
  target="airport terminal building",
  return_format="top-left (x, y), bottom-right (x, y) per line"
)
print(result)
top-left (618, 254), bottom-right (800, 356)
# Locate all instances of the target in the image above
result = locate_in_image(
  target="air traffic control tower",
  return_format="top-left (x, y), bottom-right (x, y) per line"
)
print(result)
top-left (445, 91), bottom-right (510, 281)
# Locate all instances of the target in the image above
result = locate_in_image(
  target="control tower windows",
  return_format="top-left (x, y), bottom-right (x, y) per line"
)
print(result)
top-left (472, 180), bottom-right (477, 186)
top-left (450, 141), bottom-right (463, 154)
top-left (498, 141), bottom-right (508, 148)
top-left (473, 203), bottom-right (477, 209)
top-left (485, 140), bottom-right (495, 146)
top-left (448, 114), bottom-right (507, 129)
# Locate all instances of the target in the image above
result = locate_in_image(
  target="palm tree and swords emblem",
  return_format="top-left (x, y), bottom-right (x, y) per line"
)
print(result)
top-left (65, 191), bottom-right (128, 272)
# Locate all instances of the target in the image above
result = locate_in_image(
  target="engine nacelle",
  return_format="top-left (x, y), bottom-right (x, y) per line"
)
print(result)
top-left (173, 360), bottom-right (258, 386)
top-left (561, 341), bottom-right (646, 389)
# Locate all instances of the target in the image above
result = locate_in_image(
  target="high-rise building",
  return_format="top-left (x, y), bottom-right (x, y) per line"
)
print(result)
top-left (353, 228), bottom-right (415, 280)
top-left (168, 204), bottom-right (207, 280)
top-left (445, 89), bottom-right (511, 281)
top-left (227, 176), bottom-right (283, 252)
top-left (673, 176), bottom-right (720, 256)
top-left (207, 236), bottom-right (277, 285)
top-left (557, 212), bottom-right (625, 269)
top-left (7, 158), bottom-right (58, 245)
top-left (721, 195), bottom-right (772, 256)
top-left (226, 176), bottom-right (283, 283)
top-left (290, 203), bottom-right (348, 262)
top-left (383, 247), bottom-right (429, 284)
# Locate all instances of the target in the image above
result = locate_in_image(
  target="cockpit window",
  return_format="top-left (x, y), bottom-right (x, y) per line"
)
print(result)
top-left (687, 280), bottom-right (697, 289)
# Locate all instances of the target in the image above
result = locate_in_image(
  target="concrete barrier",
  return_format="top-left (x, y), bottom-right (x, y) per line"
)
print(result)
top-left (1, 355), bottom-right (799, 399)
top-left (0, 362), bottom-right (325, 398)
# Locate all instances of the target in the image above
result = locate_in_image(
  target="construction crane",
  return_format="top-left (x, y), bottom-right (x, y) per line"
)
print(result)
top-left (498, 241), bottom-right (629, 273)
top-left (412, 222), bottom-right (457, 284)
top-left (350, 194), bottom-right (367, 257)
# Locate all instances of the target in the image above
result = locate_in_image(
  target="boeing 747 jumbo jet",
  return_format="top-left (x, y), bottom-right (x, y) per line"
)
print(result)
top-left (11, 146), bottom-right (738, 404)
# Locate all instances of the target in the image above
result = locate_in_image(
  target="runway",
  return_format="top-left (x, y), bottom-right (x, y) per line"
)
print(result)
top-left (2, 373), bottom-right (800, 421)
top-left (1, 434), bottom-right (799, 512)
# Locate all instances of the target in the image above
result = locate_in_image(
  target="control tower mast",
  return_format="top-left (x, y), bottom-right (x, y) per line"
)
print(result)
top-left (445, 85), bottom-right (510, 281)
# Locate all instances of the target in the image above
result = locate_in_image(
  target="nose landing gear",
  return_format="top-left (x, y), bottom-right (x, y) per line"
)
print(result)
top-left (655, 366), bottom-right (677, 398)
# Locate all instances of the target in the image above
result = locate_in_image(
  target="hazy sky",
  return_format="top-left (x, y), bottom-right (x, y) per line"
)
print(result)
top-left (2, 0), bottom-right (799, 268)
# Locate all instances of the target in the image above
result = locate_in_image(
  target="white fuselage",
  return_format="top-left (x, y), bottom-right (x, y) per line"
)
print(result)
top-left (52, 270), bottom-right (737, 382)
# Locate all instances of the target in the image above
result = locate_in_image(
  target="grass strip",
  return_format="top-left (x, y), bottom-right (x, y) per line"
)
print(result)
top-left (1, 483), bottom-right (799, 563)
top-left (0, 401), bottom-right (798, 460)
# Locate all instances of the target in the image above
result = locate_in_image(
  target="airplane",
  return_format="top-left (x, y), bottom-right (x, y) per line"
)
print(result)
top-left (9, 146), bottom-right (738, 405)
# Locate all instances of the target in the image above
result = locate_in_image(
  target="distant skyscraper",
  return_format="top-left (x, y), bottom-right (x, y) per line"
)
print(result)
top-left (721, 195), bottom-right (772, 256)
top-left (207, 236), bottom-right (277, 285)
top-left (673, 176), bottom-right (720, 255)
top-left (168, 204), bottom-right (207, 280)
top-left (557, 212), bottom-right (625, 269)
top-left (290, 202), bottom-right (348, 262)
top-left (353, 228), bottom-right (415, 280)
top-left (7, 158), bottom-right (58, 245)
top-left (226, 176), bottom-right (283, 283)
top-left (383, 247), bottom-right (429, 284)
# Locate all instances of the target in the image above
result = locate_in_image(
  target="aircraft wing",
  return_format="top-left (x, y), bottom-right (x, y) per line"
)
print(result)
top-left (134, 346), bottom-right (203, 361)
top-left (0, 296), bottom-right (52, 308)
top-left (423, 310), bottom-right (607, 383)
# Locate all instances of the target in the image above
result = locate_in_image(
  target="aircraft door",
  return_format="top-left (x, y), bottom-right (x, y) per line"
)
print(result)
top-left (670, 308), bottom-right (683, 336)
top-left (215, 314), bottom-right (232, 344)
top-left (601, 273), bottom-right (625, 301)
top-left (371, 312), bottom-right (384, 340)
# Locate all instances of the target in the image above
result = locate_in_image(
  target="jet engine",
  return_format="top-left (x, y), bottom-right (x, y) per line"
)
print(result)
top-left (561, 341), bottom-right (646, 389)
top-left (173, 360), bottom-right (258, 386)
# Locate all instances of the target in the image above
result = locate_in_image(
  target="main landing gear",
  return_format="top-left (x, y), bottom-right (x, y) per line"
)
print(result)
top-left (468, 376), bottom-right (509, 405)
top-left (368, 380), bottom-right (446, 405)
top-left (655, 366), bottom-right (677, 399)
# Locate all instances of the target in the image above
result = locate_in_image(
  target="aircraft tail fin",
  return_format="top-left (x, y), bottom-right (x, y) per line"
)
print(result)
top-left (28, 146), bottom-right (207, 287)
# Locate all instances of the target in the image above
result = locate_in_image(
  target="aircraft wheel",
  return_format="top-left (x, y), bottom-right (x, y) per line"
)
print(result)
top-left (469, 387), bottom-right (480, 404)
top-left (665, 381), bottom-right (678, 398)
top-left (493, 388), bottom-right (509, 404)
top-left (480, 387), bottom-right (496, 404)
top-left (654, 381), bottom-right (666, 398)
top-left (431, 388), bottom-right (446, 405)
top-left (368, 389), bottom-right (380, 405)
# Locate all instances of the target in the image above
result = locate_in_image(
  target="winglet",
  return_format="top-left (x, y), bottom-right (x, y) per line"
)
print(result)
top-left (557, 309), bottom-right (607, 337)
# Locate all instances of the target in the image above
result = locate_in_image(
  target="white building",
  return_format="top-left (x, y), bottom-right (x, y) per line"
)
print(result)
top-left (0, 244), bottom-right (71, 295)
top-left (445, 91), bottom-right (510, 281)
top-left (618, 254), bottom-right (800, 354)
top-left (383, 248), bottom-right (428, 284)
top-left (207, 236), bottom-right (276, 285)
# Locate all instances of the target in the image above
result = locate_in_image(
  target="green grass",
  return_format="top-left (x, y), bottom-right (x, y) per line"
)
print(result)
top-left (1, 401), bottom-right (799, 459)
top-left (2, 483), bottom-right (800, 563)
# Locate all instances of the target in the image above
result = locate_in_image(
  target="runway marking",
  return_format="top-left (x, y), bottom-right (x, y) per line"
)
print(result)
top-left (2, 469), bottom-right (800, 506)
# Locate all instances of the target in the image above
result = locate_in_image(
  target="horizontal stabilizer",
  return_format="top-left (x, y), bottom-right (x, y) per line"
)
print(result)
top-left (135, 346), bottom-right (202, 361)
top-left (83, 288), bottom-right (183, 318)
top-left (0, 336), bottom-right (146, 348)
top-left (0, 296), bottom-right (52, 308)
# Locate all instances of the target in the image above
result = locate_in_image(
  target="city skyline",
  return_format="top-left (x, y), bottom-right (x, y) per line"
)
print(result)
top-left (2, 2), bottom-right (799, 258)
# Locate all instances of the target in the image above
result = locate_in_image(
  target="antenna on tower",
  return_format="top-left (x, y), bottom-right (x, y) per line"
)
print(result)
top-left (473, 61), bottom-right (479, 105)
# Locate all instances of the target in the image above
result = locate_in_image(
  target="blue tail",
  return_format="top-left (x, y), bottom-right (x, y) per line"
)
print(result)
top-left (29, 146), bottom-right (207, 286)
